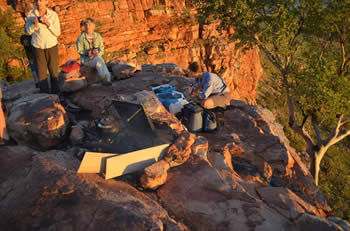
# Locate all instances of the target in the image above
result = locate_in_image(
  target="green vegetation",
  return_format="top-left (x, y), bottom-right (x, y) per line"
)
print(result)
top-left (132, 16), bottom-right (137, 24)
top-left (150, 4), bottom-right (166, 11)
top-left (102, 49), bottom-right (129, 61)
top-left (158, 45), bottom-right (165, 53)
top-left (258, 52), bottom-right (350, 222)
top-left (141, 41), bottom-right (156, 51)
top-left (135, 50), bottom-right (148, 62)
top-left (0, 9), bottom-right (32, 84)
top-left (195, 0), bottom-right (350, 221)
top-left (195, 0), bottom-right (350, 187)
top-left (180, 6), bottom-right (196, 24)
top-left (95, 20), bottom-right (103, 34)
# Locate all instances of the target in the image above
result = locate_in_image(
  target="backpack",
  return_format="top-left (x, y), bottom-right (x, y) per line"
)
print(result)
top-left (61, 60), bottom-right (80, 73)
top-left (202, 110), bottom-right (217, 132)
top-left (59, 60), bottom-right (87, 93)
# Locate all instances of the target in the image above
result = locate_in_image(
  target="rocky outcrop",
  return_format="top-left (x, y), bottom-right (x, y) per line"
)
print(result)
top-left (1, 62), bottom-right (347, 230)
top-left (4, 0), bottom-right (262, 103)
top-left (6, 94), bottom-right (69, 150)
top-left (0, 145), bottom-right (187, 230)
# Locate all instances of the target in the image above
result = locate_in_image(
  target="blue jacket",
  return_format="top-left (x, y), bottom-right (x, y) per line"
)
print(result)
top-left (198, 72), bottom-right (228, 99)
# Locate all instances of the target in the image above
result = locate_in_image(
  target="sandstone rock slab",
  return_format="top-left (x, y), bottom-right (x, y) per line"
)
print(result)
top-left (157, 147), bottom-right (292, 231)
top-left (293, 213), bottom-right (344, 231)
top-left (257, 187), bottom-right (324, 219)
top-left (7, 94), bottom-right (69, 149)
top-left (0, 145), bottom-right (188, 231)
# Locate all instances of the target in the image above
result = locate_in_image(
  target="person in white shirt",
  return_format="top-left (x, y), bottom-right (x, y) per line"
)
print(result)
top-left (24, 0), bottom-right (61, 94)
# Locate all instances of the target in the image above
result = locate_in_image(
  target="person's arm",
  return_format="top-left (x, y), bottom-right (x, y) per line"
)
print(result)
top-left (96, 33), bottom-right (104, 57)
top-left (199, 73), bottom-right (214, 99)
top-left (24, 11), bottom-right (39, 35)
top-left (47, 12), bottom-right (61, 37)
top-left (76, 34), bottom-right (89, 59)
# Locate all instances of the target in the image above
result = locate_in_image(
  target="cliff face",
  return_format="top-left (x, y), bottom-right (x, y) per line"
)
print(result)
top-left (5, 0), bottom-right (262, 103)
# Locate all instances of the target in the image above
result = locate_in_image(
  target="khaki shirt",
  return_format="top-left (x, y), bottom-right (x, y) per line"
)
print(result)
top-left (76, 32), bottom-right (105, 64)
top-left (25, 8), bottom-right (61, 49)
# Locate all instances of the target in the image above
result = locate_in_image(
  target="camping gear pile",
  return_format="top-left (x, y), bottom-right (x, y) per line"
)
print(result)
top-left (152, 84), bottom-right (217, 133)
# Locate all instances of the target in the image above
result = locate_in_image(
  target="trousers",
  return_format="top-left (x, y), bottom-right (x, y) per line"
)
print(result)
top-left (34, 45), bottom-right (60, 94)
top-left (84, 56), bottom-right (111, 82)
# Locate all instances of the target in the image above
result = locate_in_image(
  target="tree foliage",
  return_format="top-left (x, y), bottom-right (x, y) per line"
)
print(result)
top-left (194, 0), bottom-right (350, 185)
top-left (0, 8), bottom-right (29, 83)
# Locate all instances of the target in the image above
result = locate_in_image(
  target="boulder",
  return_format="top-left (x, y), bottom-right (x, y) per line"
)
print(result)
top-left (69, 125), bottom-right (85, 145)
top-left (7, 94), bottom-right (69, 149)
top-left (1, 78), bottom-right (39, 102)
top-left (58, 70), bottom-right (88, 93)
top-left (163, 131), bottom-right (196, 167)
top-left (140, 160), bottom-right (170, 190)
top-left (154, 63), bottom-right (185, 75)
top-left (110, 60), bottom-right (136, 80)
top-left (327, 217), bottom-right (350, 231)
top-left (293, 213), bottom-right (344, 231)
top-left (141, 64), bottom-right (155, 72)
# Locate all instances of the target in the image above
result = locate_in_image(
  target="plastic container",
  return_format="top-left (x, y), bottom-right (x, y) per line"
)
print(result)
top-left (156, 91), bottom-right (185, 110)
top-left (169, 99), bottom-right (189, 115)
top-left (182, 103), bottom-right (203, 133)
top-left (151, 84), bottom-right (176, 94)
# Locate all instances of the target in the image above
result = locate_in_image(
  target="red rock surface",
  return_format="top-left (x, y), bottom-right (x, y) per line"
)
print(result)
top-left (4, 0), bottom-right (262, 103)
top-left (2, 69), bottom-right (348, 230)
top-left (0, 146), bottom-right (187, 230)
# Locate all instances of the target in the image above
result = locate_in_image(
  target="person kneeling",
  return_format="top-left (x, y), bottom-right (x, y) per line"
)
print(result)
top-left (188, 62), bottom-right (231, 109)
top-left (76, 17), bottom-right (111, 85)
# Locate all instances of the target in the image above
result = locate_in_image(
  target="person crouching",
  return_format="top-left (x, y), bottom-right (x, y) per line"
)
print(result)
top-left (76, 18), bottom-right (111, 85)
top-left (189, 62), bottom-right (231, 109)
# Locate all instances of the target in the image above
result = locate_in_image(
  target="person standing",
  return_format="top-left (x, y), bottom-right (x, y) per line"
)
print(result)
top-left (20, 34), bottom-right (39, 87)
top-left (0, 85), bottom-right (9, 145)
top-left (76, 18), bottom-right (111, 85)
top-left (24, 0), bottom-right (61, 94)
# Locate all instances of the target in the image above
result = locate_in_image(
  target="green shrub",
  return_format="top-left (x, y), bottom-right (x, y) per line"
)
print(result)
top-left (0, 8), bottom-right (31, 83)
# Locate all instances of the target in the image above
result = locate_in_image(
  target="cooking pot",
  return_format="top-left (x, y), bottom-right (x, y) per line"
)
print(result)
top-left (97, 116), bottom-right (119, 135)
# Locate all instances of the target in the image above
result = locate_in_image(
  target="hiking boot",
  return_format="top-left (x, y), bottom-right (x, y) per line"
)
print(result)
top-left (0, 137), bottom-right (16, 146)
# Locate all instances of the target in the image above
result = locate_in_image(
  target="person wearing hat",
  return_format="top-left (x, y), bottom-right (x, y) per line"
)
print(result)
top-left (76, 17), bottom-right (111, 85)
top-left (24, 0), bottom-right (61, 94)
top-left (188, 62), bottom-right (231, 109)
